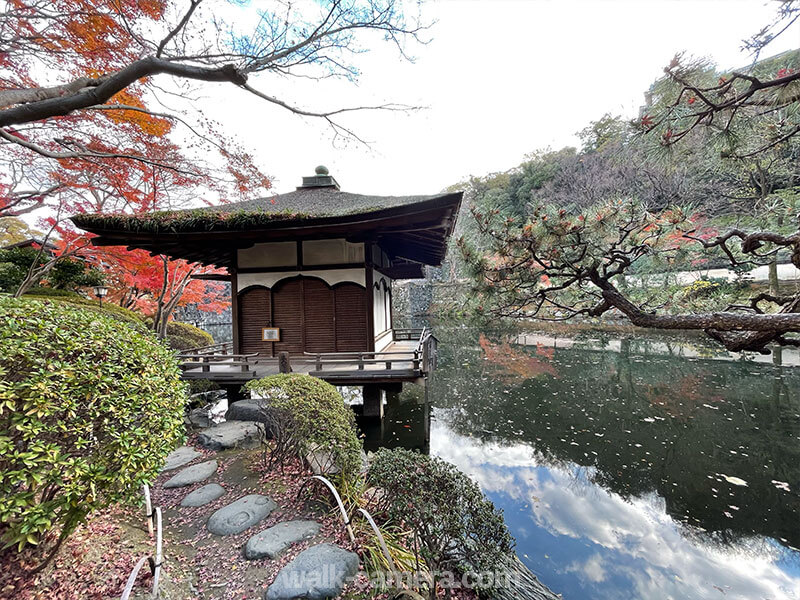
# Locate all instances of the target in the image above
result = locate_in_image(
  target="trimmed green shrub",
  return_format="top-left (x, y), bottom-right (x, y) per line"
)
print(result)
top-left (245, 374), bottom-right (362, 484)
top-left (165, 321), bottom-right (214, 351)
top-left (0, 297), bottom-right (187, 556)
top-left (23, 289), bottom-right (146, 329)
top-left (368, 448), bottom-right (514, 594)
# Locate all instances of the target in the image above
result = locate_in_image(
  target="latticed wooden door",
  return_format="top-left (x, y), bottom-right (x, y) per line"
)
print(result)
top-left (238, 286), bottom-right (273, 356)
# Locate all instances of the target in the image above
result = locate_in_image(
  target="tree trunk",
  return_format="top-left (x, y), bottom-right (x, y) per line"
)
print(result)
top-left (591, 275), bottom-right (800, 352)
top-left (152, 257), bottom-right (170, 336)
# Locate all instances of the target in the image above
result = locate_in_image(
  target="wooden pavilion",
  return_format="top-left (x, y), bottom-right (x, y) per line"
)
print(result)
top-left (72, 166), bottom-right (461, 404)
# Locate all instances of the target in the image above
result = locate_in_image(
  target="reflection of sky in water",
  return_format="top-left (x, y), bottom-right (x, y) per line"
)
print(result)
top-left (431, 419), bottom-right (800, 600)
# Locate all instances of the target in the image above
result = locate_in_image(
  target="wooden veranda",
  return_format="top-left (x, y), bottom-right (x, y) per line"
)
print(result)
top-left (178, 328), bottom-right (437, 386)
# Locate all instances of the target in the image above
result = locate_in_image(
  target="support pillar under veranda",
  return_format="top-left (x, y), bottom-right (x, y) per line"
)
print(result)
top-left (362, 384), bottom-right (386, 420)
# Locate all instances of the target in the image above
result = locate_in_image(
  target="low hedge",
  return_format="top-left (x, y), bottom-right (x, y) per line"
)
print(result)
top-left (23, 289), bottom-right (146, 329)
top-left (245, 374), bottom-right (362, 484)
top-left (165, 321), bottom-right (214, 351)
top-left (0, 296), bottom-right (187, 556)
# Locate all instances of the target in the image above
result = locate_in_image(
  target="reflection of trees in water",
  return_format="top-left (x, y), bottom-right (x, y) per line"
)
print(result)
top-left (430, 328), bottom-right (800, 551)
top-left (478, 334), bottom-right (558, 381)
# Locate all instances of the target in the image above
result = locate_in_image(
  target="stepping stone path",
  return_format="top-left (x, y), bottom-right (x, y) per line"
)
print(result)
top-left (265, 543), bottom-right (360, 600)
top-left (160, 442), bottom-right (362, 598)
top-left (163, 459), bottom-right (218, 489)
top-left (161, 446), bottom-right (202, 471)
top-left (180, 483), bottom-right (225, 507)
top-left (197, 421), bottom-right (263, 450)
top-left (244, 520), bottom-right (322, 560)
top-left (207, 494), bottom-right (277, 536)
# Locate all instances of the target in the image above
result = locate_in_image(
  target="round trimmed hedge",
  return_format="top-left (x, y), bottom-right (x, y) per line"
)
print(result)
top-left (0, 296), bottom-right (187, 553)
top-left (368, 448), bottom-right (514, 592)
top-left (245, 374), bottom-right (362, 484)
top-left (165, 321), bottom-right (214, 350)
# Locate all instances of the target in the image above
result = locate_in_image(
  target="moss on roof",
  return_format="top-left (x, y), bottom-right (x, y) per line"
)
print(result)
top-left (72, 208), bottom-right (313, 234)
top-left (72, 188), bottom-right (459, 234)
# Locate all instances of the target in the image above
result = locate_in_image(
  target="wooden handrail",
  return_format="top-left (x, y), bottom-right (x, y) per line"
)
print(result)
top-left (310, 349), bottom-right (422, 372)
top-left (179, 353), bottom-right (257, 360)
top-left (310, 356), bottom-right (416, 365)
top-left (303, 350), bottom-right (418, 357)
top-left (178, 341), bottom-right (233, 356)
top-left (180, 359), bottom-right (253, 373)
top-left (392, 327), bottom-right (425, 341)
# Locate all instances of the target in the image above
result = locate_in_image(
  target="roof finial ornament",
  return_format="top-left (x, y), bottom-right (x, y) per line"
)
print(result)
top-left (300, 165), bottom-right (339, 190)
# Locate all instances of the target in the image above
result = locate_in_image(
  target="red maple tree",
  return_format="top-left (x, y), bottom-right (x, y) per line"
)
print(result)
top-left (1, 0), bottom-right (422, 331)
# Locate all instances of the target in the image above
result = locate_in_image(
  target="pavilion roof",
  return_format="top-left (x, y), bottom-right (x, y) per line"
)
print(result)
top-left (71, 181), bottom-right (462, 269)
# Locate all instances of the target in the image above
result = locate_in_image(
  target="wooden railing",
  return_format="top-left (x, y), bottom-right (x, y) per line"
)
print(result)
top-left (306, 327), bottom-right (438, 375)
top-left (177, 349), bottom-right (258, 376)
top-left (392, 327), bottom-right (425, 341)
top-left (418, 328), bottom-right (438, 373)
top-left (176, 328), bottom-right (439, 379)
top-left (305, 350), bottom-right (421, 373)
top-left (183, 341), bottom-right (234, 355)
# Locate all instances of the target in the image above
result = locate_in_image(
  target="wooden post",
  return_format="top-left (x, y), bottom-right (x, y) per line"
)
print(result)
top-left (365, 244), bottom-right (375, 352)
top-left (278, 351), bottom-right (292, 373)
top-left (231, 264), bottom-right (240, 354)
top-left (363, 384), bottom-right (384, 420)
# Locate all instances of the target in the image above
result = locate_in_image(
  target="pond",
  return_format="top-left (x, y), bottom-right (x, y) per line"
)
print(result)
top-left (360, 327), bottom-right (800, 600)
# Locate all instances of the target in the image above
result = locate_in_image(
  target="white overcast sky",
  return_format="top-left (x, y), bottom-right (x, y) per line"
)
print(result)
top-left (192, 0), bottom-right (799, 198)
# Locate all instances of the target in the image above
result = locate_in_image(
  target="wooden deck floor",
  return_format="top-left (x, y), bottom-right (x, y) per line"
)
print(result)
top-left (180, 340), bottom-right (424, 385)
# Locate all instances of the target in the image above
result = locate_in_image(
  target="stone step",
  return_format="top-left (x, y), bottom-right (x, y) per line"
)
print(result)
top-left (160, 446), bottom-right (202, 471)
top-left (197, 421), bottom-right (263, 450)
top-left (244, 520), bottom-right (322, 560)
top-left (181, 483), bottom-right (226, 507)
top-left (163, 459), bottom-right (218, 489)
top-left (265, 543), bottom-right (360, 600)
top-left (207, 494), bottom-right (277, 536)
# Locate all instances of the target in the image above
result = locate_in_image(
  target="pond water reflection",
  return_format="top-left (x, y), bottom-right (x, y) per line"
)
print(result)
top-left (362, 328), bottom-right (800, 600)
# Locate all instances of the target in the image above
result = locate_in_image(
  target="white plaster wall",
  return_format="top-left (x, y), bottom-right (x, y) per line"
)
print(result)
top-left (303, 239), bottom-right (364, 265)
top-left (627, 262), bottom-right (800, 287)
top-left (237, 268), bottom-right (366, 291)
top-left (375, 328), bottom-right (393, 352)
top-left (372, 270), bottom-right (393, 349)
top-left (238, 242), bottom-right (297, 268)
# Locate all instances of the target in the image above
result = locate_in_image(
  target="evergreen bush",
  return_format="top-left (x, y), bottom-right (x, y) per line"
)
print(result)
top-left (165, 321), bottom-right (214, 350)
top-left (0, 297), bottom-right (187, 559)
top-left (368, 448), bottom-right (514, 595)
top-left (23, 289), bottom-right (146, 328)
top-left (245, 374), bottom-right (362, 484)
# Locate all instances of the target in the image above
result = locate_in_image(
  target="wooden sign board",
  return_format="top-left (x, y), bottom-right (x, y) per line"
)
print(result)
top-left (262, 327), bottom-right (280, 341)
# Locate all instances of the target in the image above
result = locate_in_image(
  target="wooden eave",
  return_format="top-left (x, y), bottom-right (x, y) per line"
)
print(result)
top-left (80, 193), bottom-right (462, 269)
